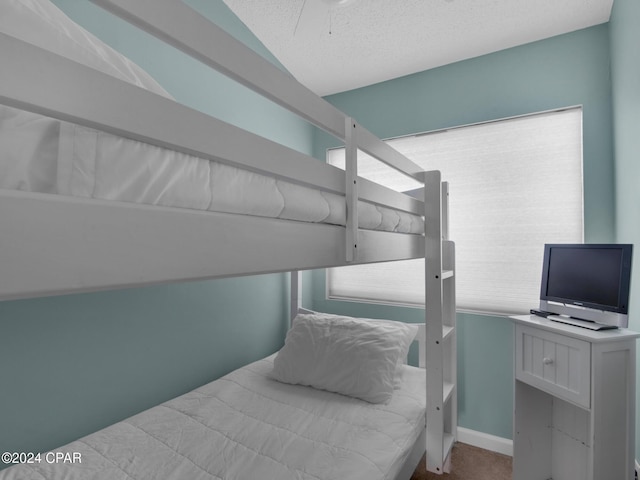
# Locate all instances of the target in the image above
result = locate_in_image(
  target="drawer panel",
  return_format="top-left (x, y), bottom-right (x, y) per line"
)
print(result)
top-left (516, 325), bottom-right (591, 408)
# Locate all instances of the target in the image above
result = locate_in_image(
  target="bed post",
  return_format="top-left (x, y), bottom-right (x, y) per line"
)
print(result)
top-left (345, 117), bottom-right (358, 263)
top-left (424, 170), bottom-right (445, 474)
top-left (423, 172), bottom-right (456, 475)
top-left (424, 167), bottom-right (454, 474)
top-left (290, 271), bottom-right (302, 327)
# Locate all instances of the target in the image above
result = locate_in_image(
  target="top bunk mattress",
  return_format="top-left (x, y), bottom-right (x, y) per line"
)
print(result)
top-left (0, 355), bottom-right (427, 480)
top-left (0, 106), bottom-right (423, 235)
top-left (0, 0), bottom-right (424, 236)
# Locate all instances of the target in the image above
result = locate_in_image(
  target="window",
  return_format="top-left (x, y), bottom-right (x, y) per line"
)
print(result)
top-left (327, 107), bottom-right (584, 315)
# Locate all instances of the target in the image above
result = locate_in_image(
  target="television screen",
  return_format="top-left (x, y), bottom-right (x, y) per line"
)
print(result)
top-left (540, 244), bottom-right (633, 314)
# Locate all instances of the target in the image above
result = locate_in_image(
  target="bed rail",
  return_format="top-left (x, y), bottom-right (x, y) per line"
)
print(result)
top-left (90, 0), bottom-right (427, 264)
top-left (0, 33), bottom-right (421, 222)
top-left (90, 0), bottom-right (425, 180)
top-left (93, 0), bottom-right (346, 139)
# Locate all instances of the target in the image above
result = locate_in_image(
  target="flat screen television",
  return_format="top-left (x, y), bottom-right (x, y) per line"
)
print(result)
top-left (540, 244), bottom-right (633, 317)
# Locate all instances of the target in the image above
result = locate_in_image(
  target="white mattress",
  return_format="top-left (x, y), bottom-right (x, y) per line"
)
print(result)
top-left (0, 356), bottom-right (426, 480)
top-left (0, 106), bottom-right (424, 234)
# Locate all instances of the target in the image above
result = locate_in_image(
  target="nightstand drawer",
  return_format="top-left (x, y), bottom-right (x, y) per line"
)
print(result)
top-left (515, 325), bottom-right (591, 408)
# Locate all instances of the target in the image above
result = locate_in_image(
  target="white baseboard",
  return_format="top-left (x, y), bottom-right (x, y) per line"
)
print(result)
top-left (456, 426), bottom-right (513, 457)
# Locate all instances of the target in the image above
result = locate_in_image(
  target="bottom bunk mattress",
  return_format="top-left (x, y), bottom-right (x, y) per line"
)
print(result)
top-left (0, 356), bottom-right (426, 480)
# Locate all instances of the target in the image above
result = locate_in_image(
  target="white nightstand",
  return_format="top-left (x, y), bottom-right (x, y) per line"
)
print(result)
top-left (511, 314), bottom-right (639, 480)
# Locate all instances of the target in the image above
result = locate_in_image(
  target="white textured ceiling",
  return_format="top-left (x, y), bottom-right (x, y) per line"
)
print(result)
top-left (222, 0), bottom-right (613, 96)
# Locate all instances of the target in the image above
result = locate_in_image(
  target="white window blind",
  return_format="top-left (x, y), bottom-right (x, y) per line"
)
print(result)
top-left (327, 108), bottom-right (584, 315)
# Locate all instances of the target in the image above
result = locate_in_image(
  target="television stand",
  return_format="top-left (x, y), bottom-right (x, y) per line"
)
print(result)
top-left (548, 315), bottom-right (618, 330)
top-left (511, 315), bottom-right (639, 480)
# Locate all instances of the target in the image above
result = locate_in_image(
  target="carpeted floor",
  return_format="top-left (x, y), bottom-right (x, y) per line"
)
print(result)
top-left (411, 443), bottom-right (512, 480)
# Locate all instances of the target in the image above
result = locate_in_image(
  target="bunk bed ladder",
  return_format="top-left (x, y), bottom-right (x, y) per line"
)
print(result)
top-left (424, 172), bottom-right (457, 475)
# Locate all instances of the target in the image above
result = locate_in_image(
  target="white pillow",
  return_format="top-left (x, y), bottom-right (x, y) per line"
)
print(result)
top-left (291, 312), bottom-right (419, 388)
top-left (272, 313), bottom-right (417, 404)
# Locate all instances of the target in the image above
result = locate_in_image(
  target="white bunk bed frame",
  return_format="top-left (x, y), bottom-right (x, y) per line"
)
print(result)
top-left (0, 0), bottom-right (456, 475)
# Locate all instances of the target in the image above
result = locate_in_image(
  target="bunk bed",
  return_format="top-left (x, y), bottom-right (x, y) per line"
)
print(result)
top-left (0, 0), bottom-right (456, 477)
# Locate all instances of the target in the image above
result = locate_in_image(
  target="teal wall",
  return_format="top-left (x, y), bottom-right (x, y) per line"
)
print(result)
top-left (610, 0), bottom-right (640, 459)
top-left (0, 0), bottom-right (308, 460)
top-left (310, 24), bottom-right (614, 440)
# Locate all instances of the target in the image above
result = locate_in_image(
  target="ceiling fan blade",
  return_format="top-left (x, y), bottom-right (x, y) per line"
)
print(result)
top-left (295, 0), bottom-right (331, 42)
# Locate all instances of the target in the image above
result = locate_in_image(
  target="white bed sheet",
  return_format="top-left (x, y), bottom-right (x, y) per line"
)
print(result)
top-left (0, 356), bottom-right (426, 480)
